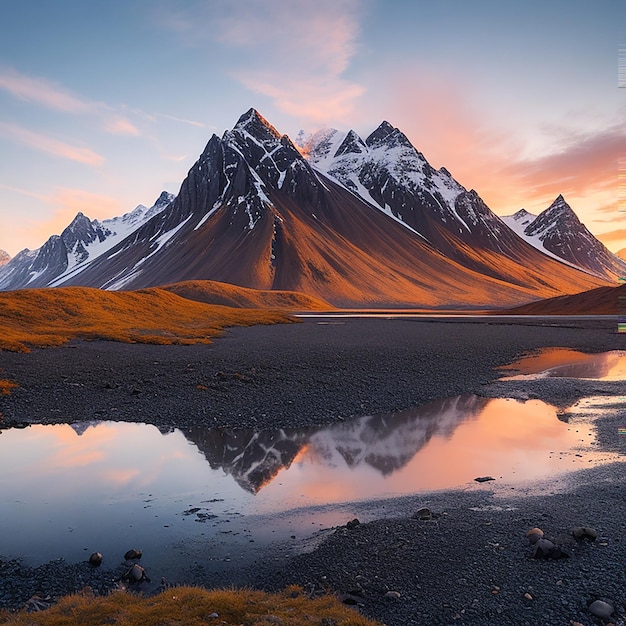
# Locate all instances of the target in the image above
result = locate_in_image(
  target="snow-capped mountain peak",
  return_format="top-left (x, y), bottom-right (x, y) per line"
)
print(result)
top-left (502, 196), bottom-right (626, 280)
top-left (0, 249), bottom-right (11, 267)
top-left (0, 192), bottom-right (174, 290)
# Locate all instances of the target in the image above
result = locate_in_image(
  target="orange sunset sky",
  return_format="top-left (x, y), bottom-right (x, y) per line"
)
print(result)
top-left (0, 0), bottom-right (625, 257)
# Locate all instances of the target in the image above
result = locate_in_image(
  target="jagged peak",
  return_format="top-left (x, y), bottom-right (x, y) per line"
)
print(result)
top-left (512, 208), bottom-right (533, 218)
top-left (543, 195), bottom-right (579, 219)
top-left (66, 212), bottom-right (91, 228)
top-left (333, 129), bottom-right (367, 157)
top-left (365, 120), bottom-right (396, 147)
top-left (154, 191), bottom-right (175, 207)
top-left (233, 108), bottom-right (281, 140)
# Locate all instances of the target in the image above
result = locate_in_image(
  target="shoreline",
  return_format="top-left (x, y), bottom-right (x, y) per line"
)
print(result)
top-left (1, 317), bottom-right (625, 623)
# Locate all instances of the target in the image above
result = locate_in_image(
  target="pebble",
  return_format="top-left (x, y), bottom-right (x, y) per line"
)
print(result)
top-left (572, 526), bottom-right (597, 541)
top-left (346, 519), bottom-right (360, 530)
top-left (588, 600), bottom-right (614, 619)
top-left (385, 591), bottom-right (401, 599)
top-left (413, 507), bottom-right (432, 520)
top-left (88, 552), bottom-right (102, 566)
top-left (124, 548), bottom-right (142, 560)
top-left (524, 592), bottom-right (533, 600)
top-left (525, 527), bottom-right (544, 545)
top-left (474, 476), bottom-right (495, 483)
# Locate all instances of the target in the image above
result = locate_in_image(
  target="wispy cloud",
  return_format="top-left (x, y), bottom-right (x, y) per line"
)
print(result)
top-left (0, 122), bottom-right (104, 166)
top-left (595, 228), bottom-right (626, 248)
top-left (501, 121), bottom-right (626, 202)
top-left (155, 112), bottom-right (205, 128)
top-left (0, 66), bottom-right (143, 139)
top-left (103, 117), bottom-right (141, 136)
top-left (0, 182), bottom-right (50, 203)
top-left (0, 67), bottom-right (92, 114)
top-left (160, 0), bottom-right (365, 125)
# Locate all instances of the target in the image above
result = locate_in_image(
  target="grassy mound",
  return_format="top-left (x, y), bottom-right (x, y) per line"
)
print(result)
top-left (495, 282), bottom-right (626, 315)
top-left (0, 586), bottom-right (381, 625)
top-left (0, 286), bottom-right (297, 352)
top-left (159, 279), bottom-right (333, 310)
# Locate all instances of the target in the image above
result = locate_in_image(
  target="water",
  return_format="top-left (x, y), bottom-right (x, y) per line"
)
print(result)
top-left (0, 393), bottom-right (621, 569)
top-left (499, 348), bottom-right (626, 381)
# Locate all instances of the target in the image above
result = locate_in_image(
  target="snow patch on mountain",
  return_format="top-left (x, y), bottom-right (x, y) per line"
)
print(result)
top-left (48, 192), bottom-right (175, 287)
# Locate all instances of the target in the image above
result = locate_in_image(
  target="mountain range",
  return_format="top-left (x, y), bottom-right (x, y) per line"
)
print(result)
top-left (1, 108), bottom-right (624, 307)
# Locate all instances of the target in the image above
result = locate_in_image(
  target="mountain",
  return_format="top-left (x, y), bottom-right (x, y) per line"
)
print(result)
top-left (501, 196), bottom-right (626, 280)
top-left (618, 248), bottom-right (626, 262)
top-left (0, 110), bottom-right (611, 306)
top-left (0, 192), bottom-right (174, 291)
top-left (0, 250), bottom-right (10, 266)
top-left (301, 124), bottom-right (547, 277)
top-left (496, 282), bottom-right (626, 316)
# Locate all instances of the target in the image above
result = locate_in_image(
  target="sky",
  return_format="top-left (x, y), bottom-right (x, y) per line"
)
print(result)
top-left (0, 0), bottom-right (625, 257)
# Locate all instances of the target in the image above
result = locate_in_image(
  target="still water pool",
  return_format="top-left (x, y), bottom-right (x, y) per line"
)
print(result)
top-left (0, 390), bottom-right (622, 569)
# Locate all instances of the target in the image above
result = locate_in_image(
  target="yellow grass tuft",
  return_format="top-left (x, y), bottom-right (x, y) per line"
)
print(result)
top-left (0, 379), bottom-right (18, 396)
top-left (0, 286), bottom-right (298, 352)
top-left (0, 586), bottom-right (382, 625)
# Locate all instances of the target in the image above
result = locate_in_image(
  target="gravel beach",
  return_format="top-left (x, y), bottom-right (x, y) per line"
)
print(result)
top-left (0, 316), bottom-right (625, 625)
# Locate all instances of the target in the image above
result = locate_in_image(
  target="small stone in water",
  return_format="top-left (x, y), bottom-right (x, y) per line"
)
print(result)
top-left (88, 552), bottom-right (102, 566)
top-left (474, 476), bottom-right (495, 483)
top-left (124, 549), bottom-right (142, 560)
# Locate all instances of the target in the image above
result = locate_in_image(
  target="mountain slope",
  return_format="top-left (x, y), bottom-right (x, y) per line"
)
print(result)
top-left (55, 109), bottom-right (606, 307)
top-left (0, 192), bottom-right (174, 291)
top-left (496, 282), bottom-right (626, 315)
top-left (1, 109), bottom-right (612, 307)
top-left (502, 196), bottom-right (626, 280)
top-left (159, 279), bottom-right (332, 310)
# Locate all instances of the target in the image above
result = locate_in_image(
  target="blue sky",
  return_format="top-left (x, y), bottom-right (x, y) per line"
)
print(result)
top-left (0, 0), bottom-right (625, 256)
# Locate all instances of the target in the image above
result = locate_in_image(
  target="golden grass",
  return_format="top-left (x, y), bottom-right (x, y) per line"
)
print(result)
top-left (0, 379), bottom-right (18, 396)
top-left (0, 586), bottom-right (382, 625)
top-left (0, 286), bottom-right (297, 353)
top-left (160, 279), bottom-right (334, 310)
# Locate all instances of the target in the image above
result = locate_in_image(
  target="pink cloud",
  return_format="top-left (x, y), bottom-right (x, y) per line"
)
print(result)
top-left (161, 0), bottom-right (365, 125)
top-left (0, 67), bottom-right (92, 113)
top-left (0, 122), bottom-right (104, 166)
top-left (104, 117), bottom-right (141, 136)
top-left (379, 67), bottom-right (623, 228)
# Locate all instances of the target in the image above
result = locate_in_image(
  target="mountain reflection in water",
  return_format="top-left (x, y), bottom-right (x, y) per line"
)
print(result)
top-left (182, 395), bottom-right (485, 493)
top-left (1, 393), bottom-right (620, 566)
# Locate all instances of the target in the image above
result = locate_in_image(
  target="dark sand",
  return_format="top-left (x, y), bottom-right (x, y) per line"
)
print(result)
top-left (0, 316), bottom-right (625, 625)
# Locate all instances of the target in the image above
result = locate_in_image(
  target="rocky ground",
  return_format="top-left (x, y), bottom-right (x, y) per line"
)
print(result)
top-left (0, 316), bottom-right (625, 624)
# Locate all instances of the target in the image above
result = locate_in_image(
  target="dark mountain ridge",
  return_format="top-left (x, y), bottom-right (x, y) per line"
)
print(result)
top-left (0, 109), bottom-right (613, 307)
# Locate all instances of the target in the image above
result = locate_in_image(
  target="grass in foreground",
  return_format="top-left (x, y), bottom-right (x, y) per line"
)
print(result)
top-left (0, 286), bottom-right (297, 352)
top-left (0, 379), bottom-right (18, 395)
top-left (0, 586), bottom-right (381, 626)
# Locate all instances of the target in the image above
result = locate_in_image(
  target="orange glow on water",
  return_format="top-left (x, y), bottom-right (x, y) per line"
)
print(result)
top-left (500, 348), bottom-right (626, 380)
